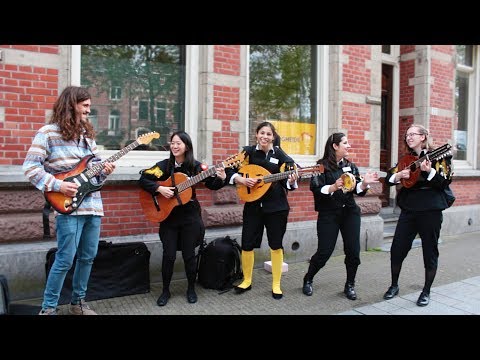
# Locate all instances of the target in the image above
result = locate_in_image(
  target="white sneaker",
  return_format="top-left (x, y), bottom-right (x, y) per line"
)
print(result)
top-left (39, 308), bottom-right (57, 315)
top-left (69, 299), bottom-right (97, 315)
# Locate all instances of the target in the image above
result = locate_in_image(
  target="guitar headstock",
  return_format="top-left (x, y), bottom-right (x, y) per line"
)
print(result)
top-left (298, 164), bottom-right (324, 176)
top-left (223, 152), bottom-right (246, 168)
top-left (137, 132), bottom-right (160, 145)
top-left (431, 143), bottom-right (452, 161)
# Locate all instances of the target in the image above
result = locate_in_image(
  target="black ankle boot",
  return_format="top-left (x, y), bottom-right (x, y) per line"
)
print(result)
top-left (302, 275), bottom-right (313, 296)
top-left (344, 282), bottom-right (357, 300)
top-left (186, 288), bottom-right (197, 304)
top-left (157, 290), bottom-right (171, 306)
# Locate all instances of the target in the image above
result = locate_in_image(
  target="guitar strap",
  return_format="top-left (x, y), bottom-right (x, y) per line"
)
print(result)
top-left (42, 201), bottom-right (53, 240)
top-left (170, 166), bottom-right (183, 205)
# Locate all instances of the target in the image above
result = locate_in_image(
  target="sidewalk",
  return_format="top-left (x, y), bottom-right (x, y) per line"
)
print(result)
top-left (11, 231), bottom-right (480, 315)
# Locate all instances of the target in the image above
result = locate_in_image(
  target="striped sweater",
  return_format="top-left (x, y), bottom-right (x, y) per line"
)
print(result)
top-left (22, 124), bottom-right (107, 216)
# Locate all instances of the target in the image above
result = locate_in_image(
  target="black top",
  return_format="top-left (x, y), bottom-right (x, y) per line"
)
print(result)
top-left (385, 151), bottom-right (453, 212)
top-left (225, 145), bottom-right (296, 213)
top-left (310, 159), bottom-right (367, 212)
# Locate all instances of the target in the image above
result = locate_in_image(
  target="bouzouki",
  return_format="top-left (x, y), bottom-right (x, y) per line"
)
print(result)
top-left (139, 152), bottom-right (246, 223)
top-left (398, 143), bottom-right (452, 188)
top-left (236, 164), bottom-right (324, 202)
top-left (45, 132), bottom-right (160, 214)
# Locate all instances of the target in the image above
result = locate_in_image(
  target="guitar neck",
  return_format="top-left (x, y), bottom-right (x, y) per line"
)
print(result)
top-left (85, 140), bottom-right (141, 178)
top-left (263, 169), bottom-right (295, 184)
top-left (176, 163), bottom-right (222, 192)
top-left (411, 144), bottom-right (450, 168)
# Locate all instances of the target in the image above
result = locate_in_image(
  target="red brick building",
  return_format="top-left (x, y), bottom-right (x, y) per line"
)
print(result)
top-left (1, 45), bottom-right (478, 300)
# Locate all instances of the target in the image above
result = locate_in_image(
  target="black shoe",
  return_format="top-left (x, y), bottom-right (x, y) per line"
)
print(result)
top-left (302, 277), bottom-right (313, 296)
top-left (234, 285), bottom-right (252, 294)
top-left (156, 291), bottom-right (171, 306)
top-left (186, 289), bottom-right (197, 304)
top-left (344, 282), bottom-right (357, 300)
top-left (272, 291), bottom-right (283, 300)
top-left (383, 285), bottom-right (399, 300)
top-left (416, 291), bottom-right (430, 307)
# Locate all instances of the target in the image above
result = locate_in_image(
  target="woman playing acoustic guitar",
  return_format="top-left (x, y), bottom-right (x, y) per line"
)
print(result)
top-left (225, 121), bottom-right (298, 300)
top-left (139, 131), bottom-right (226, 307)
top-left (383, 124), bottom-right (453, 307)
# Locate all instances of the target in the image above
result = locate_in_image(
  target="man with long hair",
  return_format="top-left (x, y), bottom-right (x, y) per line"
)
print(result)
top-left (23, 86), bottom-right (116, 315)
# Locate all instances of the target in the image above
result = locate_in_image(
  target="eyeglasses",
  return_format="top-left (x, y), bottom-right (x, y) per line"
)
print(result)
top-left (405, 133), bottom-right (422, 139)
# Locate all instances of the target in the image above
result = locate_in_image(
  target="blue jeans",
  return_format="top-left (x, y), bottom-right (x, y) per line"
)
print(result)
top-left (42, 215), bottom-right (101, 309)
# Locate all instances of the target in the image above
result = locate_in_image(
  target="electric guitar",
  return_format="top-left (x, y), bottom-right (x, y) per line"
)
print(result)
top-left (398, 143), bottom-right (452, 188)
top-left (45, 132), bottom-right (160, 214)
top-left (139, 152), bottom-right (246, 223)
top-left (236, 164), bottom-right (324, 202)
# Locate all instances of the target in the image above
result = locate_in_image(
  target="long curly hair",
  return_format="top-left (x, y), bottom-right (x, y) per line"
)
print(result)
top-left (49, 86), bottom-right (95, 141)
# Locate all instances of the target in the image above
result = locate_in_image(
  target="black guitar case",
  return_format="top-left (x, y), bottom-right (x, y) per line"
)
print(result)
top-left (45, 240), bottom-right (151, 305)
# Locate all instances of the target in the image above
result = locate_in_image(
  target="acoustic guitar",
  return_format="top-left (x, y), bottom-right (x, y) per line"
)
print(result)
top-left (398, 143), bottom-right (452, 188)
top-left (139, 152), bottom-right (246, 223)
top-left (45, 132), bottom-right (160, 214)
top-left (236, 164), bottom-right (324, 202)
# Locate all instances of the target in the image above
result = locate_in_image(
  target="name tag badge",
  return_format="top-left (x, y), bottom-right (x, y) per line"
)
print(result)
top-left (270, 157), bottom-right (279, 164)
top-left (342, 166), bottom-right (352, 172)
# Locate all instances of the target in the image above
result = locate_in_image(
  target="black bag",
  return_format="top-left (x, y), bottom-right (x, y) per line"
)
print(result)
top-left (45, 241), bottom-right (151, 305)
top-left (197, 236), bottom-right (243, 292)
top-left (0, 275), bottom-right (10, 315)
top-left (444, 185), bottom-right (456, 208)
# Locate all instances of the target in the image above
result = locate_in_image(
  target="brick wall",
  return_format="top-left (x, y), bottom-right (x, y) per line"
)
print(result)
top-left (213, 45), bottom-right (240, 76)
top-left (0, 45), bottom-right (60, 165)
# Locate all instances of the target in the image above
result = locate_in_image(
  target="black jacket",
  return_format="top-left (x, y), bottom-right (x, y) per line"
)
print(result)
top-left (310, 160), bottom-right (366, 212)
top-left (385, 151), bottom-right (453, 212)
top-left (225, 145), bottom-right (296, 213)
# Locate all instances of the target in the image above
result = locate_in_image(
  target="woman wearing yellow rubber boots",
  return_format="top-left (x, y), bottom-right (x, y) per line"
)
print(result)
top-left (225, 122), bottom-right (298, 299)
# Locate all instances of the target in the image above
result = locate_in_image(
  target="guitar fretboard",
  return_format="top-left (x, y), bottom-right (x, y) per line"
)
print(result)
top-left (408, 144), bottom-right (451, 170)
top-left (177, 164), bottom-right (223, 192)
top-left (85, 140), bottom-right (140, 178)
top-left (263, 167), bottom-right (321, 184)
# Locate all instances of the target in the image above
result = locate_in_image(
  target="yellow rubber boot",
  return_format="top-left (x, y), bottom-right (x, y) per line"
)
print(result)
top-left (271, 248), bottom-right (283, 299)
top-left (236, 250), bottom-right (254, 290)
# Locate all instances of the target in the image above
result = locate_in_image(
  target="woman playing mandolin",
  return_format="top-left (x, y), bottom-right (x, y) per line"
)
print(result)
top-left (382, 124), bottom-right (453, 307)
top-left (225, 122), bottom-right (298, 300)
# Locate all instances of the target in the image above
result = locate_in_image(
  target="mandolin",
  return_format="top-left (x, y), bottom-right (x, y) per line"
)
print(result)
top-left (45, 132), bottom-right (160, 214)
top-left (139, 152), bottom-right (246, 223)
top-left (236, 164), bottom-right (324, 202)
top-left (398, 143), bottom-right (452, 188)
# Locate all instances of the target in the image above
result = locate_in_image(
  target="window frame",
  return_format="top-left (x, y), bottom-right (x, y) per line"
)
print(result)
top-left (72, 45), bottom-right (198, 168)
top-left (246, 45), bottom-right (329, 166)
top-left (454, 45), bottom-right (479, 171)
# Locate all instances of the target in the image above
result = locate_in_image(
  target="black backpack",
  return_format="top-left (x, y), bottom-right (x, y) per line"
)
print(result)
top-left (197, 236), bottom-right (243, 292)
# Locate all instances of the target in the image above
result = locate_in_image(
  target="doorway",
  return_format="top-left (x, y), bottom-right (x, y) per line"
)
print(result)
top-left (380, 64), bottom-right (393, 207)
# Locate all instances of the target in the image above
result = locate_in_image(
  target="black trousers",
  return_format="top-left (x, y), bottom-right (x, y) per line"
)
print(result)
top-left (307, 206), bottom-right (361, 280)
top-left (159, 216), bottom-right (204, 287)
top-left (241, 206), bottom-right (288, 251)
top-left (390, 209), bottom-right (442, 270)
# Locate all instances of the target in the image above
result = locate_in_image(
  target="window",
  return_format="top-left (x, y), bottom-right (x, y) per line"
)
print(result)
top-left (108, 110), bottom-right (120, 133)
top-left (454, 45), bottom-right (477, 163)
top-left (80, 45), bottom-right (187, 151)
top-left (139, 100), bottom-right (148, 121)
top-left (249, 45), bottom-right (324, 157)
top-left (89, 108), bottom-right (98, 131)
top-left (382, 45), bottom-right (391, 54)
top-left (110, 86), bottom-right (122, 100)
